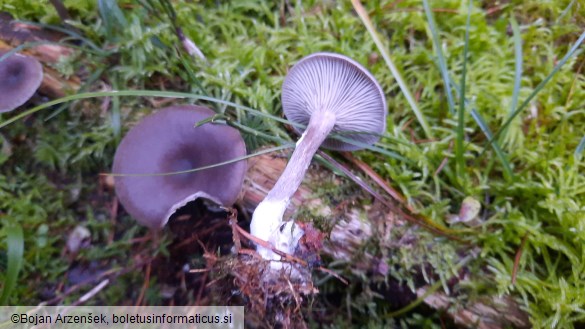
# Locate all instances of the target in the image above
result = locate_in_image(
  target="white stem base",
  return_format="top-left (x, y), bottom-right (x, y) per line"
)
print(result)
top-left (250, 199), bottom-right (304, 269)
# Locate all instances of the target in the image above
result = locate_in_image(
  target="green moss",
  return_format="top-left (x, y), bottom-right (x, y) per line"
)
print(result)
top-left (1, 0), bottom-right (584, 327)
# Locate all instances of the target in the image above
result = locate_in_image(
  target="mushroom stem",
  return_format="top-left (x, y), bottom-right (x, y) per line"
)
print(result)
top-left (268, 110), bottom-right (336, 201)
top-left (250, 110), bottom-right (336, 262)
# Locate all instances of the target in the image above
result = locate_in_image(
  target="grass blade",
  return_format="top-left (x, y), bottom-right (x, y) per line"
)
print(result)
top-left (15, 20), bottom-right (106, 55)
top-left (0, 42), bottom-right (60, 63)
top-left (471, 109), bottom-right (513, 179)
top-left (0, 224), bottom-right (24, 305)
top-left (0, 90), bottom-right (299, 129)
top-left (0, 90), bottom-right (411, 163)
top-left (107, 144), bottom-right (294, 177)
top-left (44, 67), bottom-right (106, 121)
top-left (351, 0), bottom-right (433, 138)
top-left (110, 80), bottom-right (121, 140)
top-left (509, 17), bottom-right (523, 117)
top-left (497, 17), bottom-right (523, 145)
top-left (229, 121), bottom-right (289, 144)
top-left (574, 134), bottom-right (585, 160)
top-left (98, 0), bottom-right (128, 40)
top-left (556, 0), bottom-right (576, 24)
top-left (422, 0), bottom-right (456, 115)
top-left (456, 0), bottom-right (473, 180)
top-left (488, 31), bottom-right (585, 148)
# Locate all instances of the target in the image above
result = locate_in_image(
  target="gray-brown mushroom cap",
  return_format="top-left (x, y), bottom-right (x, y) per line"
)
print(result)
top-left (282, 52), bottom-right (387, 151)
top-left (0, 51), bottom-right (43, 113)
top-left (112, 105), bottom-right (247, 229)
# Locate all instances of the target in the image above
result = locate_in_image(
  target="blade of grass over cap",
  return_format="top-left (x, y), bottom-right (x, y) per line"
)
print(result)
top-left (487, 31), bottom-right (585, 149)
top-left (0, 224), bottom-right (24, 305)
top-left (194, 114), bottom-right (228, 127)
top-left (456, 0), bottom-right (472, 181)
top-left (351, 0), bottom-right (432, 138)
top-left (0, 90), bottom-right (411, 163)
top-left (0, 90), bottom-right (303, 129)
top-left (106, 144), bottom-right (293, 177)
top-left (423, 0), bottom-right (456, 116)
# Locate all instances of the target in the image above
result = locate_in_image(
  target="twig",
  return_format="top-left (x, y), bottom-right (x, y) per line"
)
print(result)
top-left (228, 207), bottom-right (242, 251)
top-left (341, 151), bottom-right (406, 204)
top-left (231, 221), bottom-right (308, 267)
top-left (135, 261), bottom-right (152, 306)
top-left (75, 279), bottom-right (109, 305)
top-left (238, 248), bottom-right (262, 258)
top-left (49, 0), bottom-right (71, 22)
top-left (316, 267), bottom-right (348, 285)
top-left (434, 140), bottom-right (454, 176)
top-left (318, 151), bottom-right (462, 241)
top-left (194, 270), bottom-right (208, 305)
top-left (512, 233), bottom-right (529, 285)
top-left (108, 196), bottom-right (118, 244)
top-left (286, 279), bottom-right (302, 312)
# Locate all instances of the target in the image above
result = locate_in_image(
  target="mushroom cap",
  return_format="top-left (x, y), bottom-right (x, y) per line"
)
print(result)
top-left (282, 52), bottom-right (387, 151)
top-left (0, 51), bottom-right (43, 113)
top-left (112, 105), bottom-right (247, 229)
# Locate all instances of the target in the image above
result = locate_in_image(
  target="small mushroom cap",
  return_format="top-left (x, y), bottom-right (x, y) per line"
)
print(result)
top-left (0, 51), bottom-right (43, 113)
top-left (112, 105), bottom-right (247, 229)
top-left (282, 52), bottom-right (387, 151)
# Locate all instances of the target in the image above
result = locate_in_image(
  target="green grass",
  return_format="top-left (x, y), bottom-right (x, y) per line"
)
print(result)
top-left (1, 0), bottom-right (585, 327)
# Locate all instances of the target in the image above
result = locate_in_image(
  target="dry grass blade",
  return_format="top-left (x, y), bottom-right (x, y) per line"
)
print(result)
top-left (341, 151), bottom-right (406, 204)
top-left (351, 0), bottom-right (432, 138)
top-left (317, 151), bottom-right (462, 240)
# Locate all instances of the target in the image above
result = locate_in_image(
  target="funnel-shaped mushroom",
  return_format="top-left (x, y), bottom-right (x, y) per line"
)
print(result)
top-left (0, 51), bottom-right (43, 113)
top-left (250, 52), bottom-right (387, 264)
top-left (112, 105), bottom-right (247, 229)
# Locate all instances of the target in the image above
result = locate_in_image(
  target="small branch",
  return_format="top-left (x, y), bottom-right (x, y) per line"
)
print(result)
top-left (75, 279), bottom-right (109, 305)
top-left (512, 233), bottom-right (529, 285)
top-left (228, 207), bottom-right (242, 251)
top-left (316, 267), bottom-right (348, 285)
top-left (49, 0), bottom-right (71, 22)
top-left (341, 151), bottom-right (406, 204)
top-left (135, 261), bottom-right (152, 306)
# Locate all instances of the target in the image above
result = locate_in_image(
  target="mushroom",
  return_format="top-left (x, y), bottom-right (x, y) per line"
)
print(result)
top-left (250, 52), bottom-right (387, 264)
top-left (0, 51), bottom-right (43, 113)
top-left (112, 105), bottom-right (247, 229)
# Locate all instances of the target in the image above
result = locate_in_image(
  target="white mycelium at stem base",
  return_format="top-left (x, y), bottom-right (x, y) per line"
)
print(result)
top-left (250, 52), bottom-right (387, 268)
top-left (250, 110), bottom-right (336, 263)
